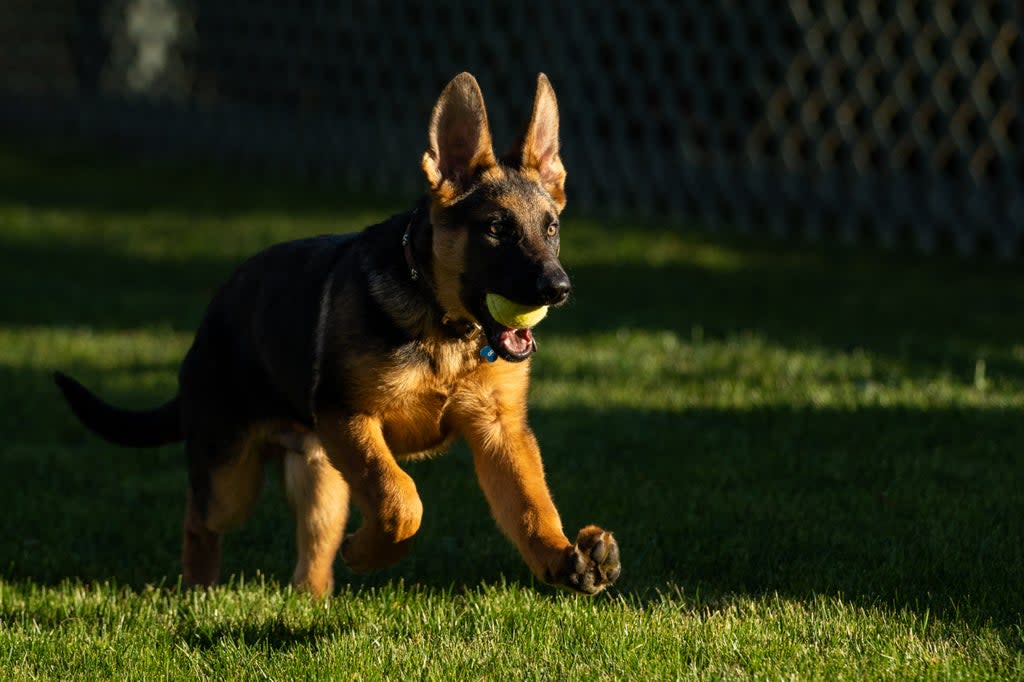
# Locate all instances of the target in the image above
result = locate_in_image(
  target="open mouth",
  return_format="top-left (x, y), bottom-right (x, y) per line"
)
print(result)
top-left (478, 305), bottom-right (539, 363)
top-left (476, 292), bottom-right (558, 363)
top-left (491, 325), bottom-right (536, 361)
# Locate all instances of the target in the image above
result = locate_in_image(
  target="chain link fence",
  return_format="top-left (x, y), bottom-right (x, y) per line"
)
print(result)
top-left (1, 1), bottom-right (1020, 256)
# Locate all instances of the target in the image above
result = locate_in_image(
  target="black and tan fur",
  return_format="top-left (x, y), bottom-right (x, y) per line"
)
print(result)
top-left (55, 73), bottom-right (621, 596)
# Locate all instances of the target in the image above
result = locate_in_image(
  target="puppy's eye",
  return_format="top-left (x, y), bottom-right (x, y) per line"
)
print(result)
top-left (487, 222), bottom-right (505, 239)
top-left (546, 222), bottom-right (559, 238)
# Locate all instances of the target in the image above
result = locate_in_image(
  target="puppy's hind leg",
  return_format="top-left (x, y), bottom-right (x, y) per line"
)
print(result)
top-left (182, 486), bottom-right (222, 588)
top-left (281, 432), bottom-right (350, 598)
top-left (181, 430), bottom-right (266, 589)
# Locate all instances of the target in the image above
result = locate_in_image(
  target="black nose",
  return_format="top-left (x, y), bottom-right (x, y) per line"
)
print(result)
top-left (537, 269), bottom-right (572, 305)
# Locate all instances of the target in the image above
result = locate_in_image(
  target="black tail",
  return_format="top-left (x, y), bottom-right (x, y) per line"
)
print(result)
top-left (54, 371), bottom-right (183, 447)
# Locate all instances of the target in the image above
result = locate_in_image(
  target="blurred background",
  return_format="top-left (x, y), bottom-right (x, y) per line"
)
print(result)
top-left (0, 0), bottom-right (1021, 256)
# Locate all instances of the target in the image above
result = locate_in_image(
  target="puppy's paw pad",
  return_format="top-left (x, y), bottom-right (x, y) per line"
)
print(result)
top-left (559, 526), bottom-right (621, 595)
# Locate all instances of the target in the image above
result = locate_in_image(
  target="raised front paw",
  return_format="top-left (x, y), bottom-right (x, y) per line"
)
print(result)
top-left (551, 525), bottom-right (621, 594)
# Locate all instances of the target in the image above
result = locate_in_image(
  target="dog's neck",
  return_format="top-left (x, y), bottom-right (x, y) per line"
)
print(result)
top-left (397, 203), bottom-right (481, 342)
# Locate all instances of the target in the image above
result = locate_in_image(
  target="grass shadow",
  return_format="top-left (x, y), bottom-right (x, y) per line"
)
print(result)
top-left (177, 614), bottom-right (347, 651)
top-left (0, 231), bottom-right (224, 331)
top-left (0, 135), bottom-right (387, 218)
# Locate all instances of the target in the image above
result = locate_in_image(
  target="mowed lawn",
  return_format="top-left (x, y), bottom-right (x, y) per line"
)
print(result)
top-left (1, 143), bottom-right (1022, 680)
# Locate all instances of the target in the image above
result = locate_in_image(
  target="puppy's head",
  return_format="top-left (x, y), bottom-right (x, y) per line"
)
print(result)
top-left (421, 73), bottom-right (569, 362)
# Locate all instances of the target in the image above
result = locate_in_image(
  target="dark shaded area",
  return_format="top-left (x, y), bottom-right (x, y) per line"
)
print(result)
top-left (177, 615), bottom-right (347, 651)
top-left (0, 233), bottom-right (218, 332)
top-left (0, 136), bottom-right (383, 217)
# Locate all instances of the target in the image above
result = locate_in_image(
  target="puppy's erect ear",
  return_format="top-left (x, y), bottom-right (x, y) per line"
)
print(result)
top-left (421, 72), bottom-right (497, 203)
top-left (515, 73), bottom-right (566, 210)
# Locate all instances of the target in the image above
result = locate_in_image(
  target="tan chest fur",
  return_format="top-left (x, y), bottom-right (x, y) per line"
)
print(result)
top-left (346, 339), bottom-right (487, 459)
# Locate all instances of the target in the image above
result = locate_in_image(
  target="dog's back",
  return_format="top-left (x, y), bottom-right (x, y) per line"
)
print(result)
top-left (182, 233), bottom-right (358, 429)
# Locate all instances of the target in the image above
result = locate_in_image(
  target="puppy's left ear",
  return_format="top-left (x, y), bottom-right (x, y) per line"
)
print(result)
top-left (511, 73), bottom-right (567, 211)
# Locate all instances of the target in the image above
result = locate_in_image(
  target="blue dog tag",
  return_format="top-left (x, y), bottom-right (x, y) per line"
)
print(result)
top-left (480, 345), bottom-right (497, 362)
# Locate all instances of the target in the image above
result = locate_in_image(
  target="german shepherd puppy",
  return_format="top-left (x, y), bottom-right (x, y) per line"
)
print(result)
top-left (55, 73), bottom-right (621, 596)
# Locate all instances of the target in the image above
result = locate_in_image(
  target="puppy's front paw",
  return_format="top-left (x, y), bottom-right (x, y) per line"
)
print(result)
top-left (552, 525), bottom-right (621, 594)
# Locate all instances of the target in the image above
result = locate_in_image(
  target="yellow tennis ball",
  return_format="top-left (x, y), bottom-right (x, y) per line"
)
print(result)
top-left (486, 293), bottom-right (549, 329)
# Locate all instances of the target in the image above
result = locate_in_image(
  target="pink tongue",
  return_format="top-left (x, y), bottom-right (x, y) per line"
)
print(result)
top-left (499, 328), bottom-right (534, 355)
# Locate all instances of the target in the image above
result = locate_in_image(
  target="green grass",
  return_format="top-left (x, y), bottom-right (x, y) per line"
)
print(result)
top-left (1, 142), bottom-right (1022, 679)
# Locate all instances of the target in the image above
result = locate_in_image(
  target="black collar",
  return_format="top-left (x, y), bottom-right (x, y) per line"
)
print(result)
top-left (401, 207), bottom-right (423, 282)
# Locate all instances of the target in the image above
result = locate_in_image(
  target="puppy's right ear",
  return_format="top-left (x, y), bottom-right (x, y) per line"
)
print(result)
top-left (421, 72), bottom-right (498, 204)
